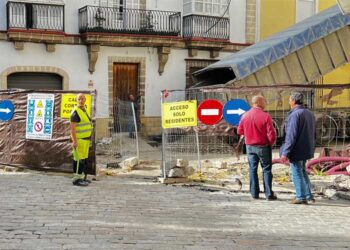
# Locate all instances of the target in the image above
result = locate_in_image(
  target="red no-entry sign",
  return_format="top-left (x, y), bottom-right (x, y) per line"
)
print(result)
top-left (197, 99), bottom-right (223, 125)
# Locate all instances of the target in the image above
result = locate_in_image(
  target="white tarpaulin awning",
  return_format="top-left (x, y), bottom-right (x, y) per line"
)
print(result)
top-left (337, 0), bottom-right (350, 15)
top-left (193, 5), bottom-right (350, 87)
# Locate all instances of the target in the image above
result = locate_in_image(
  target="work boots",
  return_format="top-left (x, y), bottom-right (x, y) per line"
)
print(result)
top-left (73, 179), bottom-right (89, 186)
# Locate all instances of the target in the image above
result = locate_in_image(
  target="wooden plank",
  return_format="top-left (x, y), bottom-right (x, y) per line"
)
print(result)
top-left (242, 74), bottom-right (259, 86)
top-left (310, 39), bottom-right (335, 75)
top-left (336, 26), bottom-right (350, 62)
top-left (283, 52), bottom-right (307, 84)
top-left (324, 32), bottom-right (347, 68)
top-left (296, 46), bottom-right (320, 82)
top-left (269, 60), bottom-right (292, 84)
top-left (254, 67), bottom-right (275, 85)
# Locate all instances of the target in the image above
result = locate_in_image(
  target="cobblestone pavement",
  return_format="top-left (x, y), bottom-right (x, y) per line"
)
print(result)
top-left (0, 172), bottom-right (349, 250)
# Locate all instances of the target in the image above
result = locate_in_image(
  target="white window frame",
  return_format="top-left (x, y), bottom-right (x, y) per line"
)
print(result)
top-left (183, 0), bottom-right (229, 17)
top-left (126, 0), bottom-right (140, 9)
top-left (9, 3), bottom-right (26, 28)
top-left (296, 0), bottom-right (316, 23)
top-left (100, 0), bottom-right (140, 9)
top-left (32, 5), bottom-right (63, 30)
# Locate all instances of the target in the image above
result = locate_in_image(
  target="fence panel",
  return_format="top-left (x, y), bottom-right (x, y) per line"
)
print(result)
top-left (0, 89), bottom-right (96, 174)
top-left (107, 98), bottom-right (139, 161)
top-left (161, 84), bottom-right (350, 178)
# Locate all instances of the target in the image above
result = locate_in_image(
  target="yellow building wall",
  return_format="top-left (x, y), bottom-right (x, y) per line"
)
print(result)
top-left (260, 0), bottom-right (296, 39)
top-left (315, 64), bottom-right (350, 109)
top-left (318, 0), bottom-right (337, 11)
top-left (260, 0), bottom-right (296, 111)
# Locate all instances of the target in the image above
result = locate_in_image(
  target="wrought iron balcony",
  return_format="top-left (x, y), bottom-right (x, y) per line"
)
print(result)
top-left (7, 1), bottom-right (64, 31)
top-left (79, 6), bottom-right (181, 36)
top-left (183, 15), bottom-right (229, 40)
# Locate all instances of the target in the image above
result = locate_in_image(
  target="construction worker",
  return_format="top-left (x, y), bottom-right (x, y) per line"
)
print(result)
top-left (70, 93), bottom-right (93, 186)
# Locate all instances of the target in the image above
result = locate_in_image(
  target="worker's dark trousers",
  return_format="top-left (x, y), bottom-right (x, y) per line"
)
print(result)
top-left (73, 159), bottom-right (87, 177)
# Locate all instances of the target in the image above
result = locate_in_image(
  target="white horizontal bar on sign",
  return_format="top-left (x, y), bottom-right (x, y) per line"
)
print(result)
top-left (201, 109), bottom-right (219, 116)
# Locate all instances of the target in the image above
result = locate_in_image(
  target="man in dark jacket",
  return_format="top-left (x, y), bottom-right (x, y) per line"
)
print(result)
top-left (280, 91), bottom-right (316, 204)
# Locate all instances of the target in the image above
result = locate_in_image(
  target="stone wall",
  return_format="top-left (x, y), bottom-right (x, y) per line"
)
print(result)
top-left (246, 0), bottom-right (257, 44)
top-left (141, 116), bottom-right (162, 136)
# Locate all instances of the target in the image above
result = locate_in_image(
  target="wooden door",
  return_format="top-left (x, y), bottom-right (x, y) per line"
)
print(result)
top-left (113, 63), bottom-right (138, 101)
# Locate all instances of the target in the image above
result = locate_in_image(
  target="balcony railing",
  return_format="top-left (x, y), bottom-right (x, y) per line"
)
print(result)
top-left (183, 15), bottom-right (229, 40)
top-left (79, 6), bottom-right (181, 36)
top-left (7, 1), bottom-right (64, 31)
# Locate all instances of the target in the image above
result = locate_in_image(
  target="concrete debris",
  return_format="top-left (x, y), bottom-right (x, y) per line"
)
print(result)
top-left (176, 159), bottom-right (189, 168)
top-left (121, 157), bottom-right (139, 170)
top-left (168, 167), bottom-right (185, 178)
top-left (347, 165), bottom-right (350, 174)
top-left (186, 166), bottom-right (195, 176)
top-left (158, 177), bottom-right (191, 184)
top-left (324, 189), bottom-right (338, 199)
top-left (168, 166), bottom-right (195, 178)
top-left (332, 175), bottom-right (350, 189)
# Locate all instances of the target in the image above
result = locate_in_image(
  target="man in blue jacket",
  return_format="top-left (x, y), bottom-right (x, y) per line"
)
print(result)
top-left (280, 91), bottom-right (316, 204)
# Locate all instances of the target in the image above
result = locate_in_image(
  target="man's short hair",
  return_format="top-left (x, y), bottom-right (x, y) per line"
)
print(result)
top-left (251, 95), bottom-right (264, 104)
top-left (290, 91), bottom-right (304, 104)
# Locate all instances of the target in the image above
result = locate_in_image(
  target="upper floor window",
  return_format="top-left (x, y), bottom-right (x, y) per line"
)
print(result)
top-left (183, 0), bottom-right (229, 17)
top-left (7, 1), bottom-right (64, 31)
top-left (99, 0), bottom-right (140, 9)
top-left (296, 0), bottom-right (315, 23)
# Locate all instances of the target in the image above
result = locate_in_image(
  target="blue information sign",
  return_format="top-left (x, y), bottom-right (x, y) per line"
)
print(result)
top-left (0, 100), bottom-right (15, 122)
top-left (223, 99), bottom-right (250, 125)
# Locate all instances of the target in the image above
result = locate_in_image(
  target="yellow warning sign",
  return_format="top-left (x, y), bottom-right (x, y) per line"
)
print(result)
top-left (36, 110), bottom-right (42, 118)
top-left (162, 100), bottom-right (197, 129)
top-left (37, 100), bottom-right (43, 108)
top-left (60, 94), bottom-right (92, 119)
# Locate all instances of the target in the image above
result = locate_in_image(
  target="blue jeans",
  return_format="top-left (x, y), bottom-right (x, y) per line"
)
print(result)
top-left (290, 160), bottom-right (313, 201)
top-left (246, 145), bottom-right (274, 198)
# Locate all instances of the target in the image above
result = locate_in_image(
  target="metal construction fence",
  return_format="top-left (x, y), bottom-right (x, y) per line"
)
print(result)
top-left (105, 98), bottom-right (140, 161)
top-left (161, 84), bottom-right (350, 178)
top-left (102, 98), bottom-right (161, 164)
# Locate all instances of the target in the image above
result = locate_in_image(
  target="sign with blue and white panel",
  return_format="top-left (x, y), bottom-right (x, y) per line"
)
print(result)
top-left (0, 100), bottom-right (15, 122)
top-left (223, 99), bottom-right (250, 125)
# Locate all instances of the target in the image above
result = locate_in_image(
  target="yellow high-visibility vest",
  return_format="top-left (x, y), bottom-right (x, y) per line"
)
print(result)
top-left (71, 107), bottom-right (93, 139)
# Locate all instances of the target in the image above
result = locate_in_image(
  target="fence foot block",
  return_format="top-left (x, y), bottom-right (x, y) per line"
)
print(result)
top-left (158, 177), bottom-right (191, 184)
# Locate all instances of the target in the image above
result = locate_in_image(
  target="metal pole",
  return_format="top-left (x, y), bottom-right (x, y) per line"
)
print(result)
top-left (131, 102), bottom-right (139, 163)
top-left (160, 91), bottom-right (166, 179)
top-left (117, 99), bottom-right (122, 157)
top-left (195, 130), bottom-right (201, 173)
